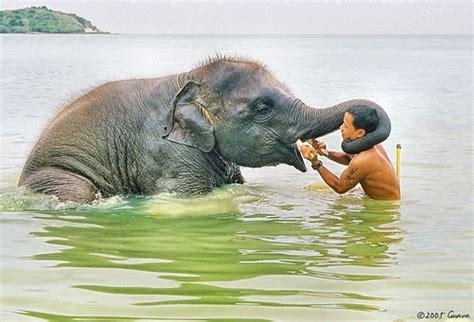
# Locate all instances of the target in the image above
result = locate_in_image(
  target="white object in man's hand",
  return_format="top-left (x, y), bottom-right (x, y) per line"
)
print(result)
top-left (308, 139), bottom-right (329, 156)
top-left (298, 142), bottom-right (319, 163)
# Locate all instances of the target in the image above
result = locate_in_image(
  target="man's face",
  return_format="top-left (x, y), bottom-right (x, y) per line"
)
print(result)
top-left (340, 112), bottom-right (365, 141)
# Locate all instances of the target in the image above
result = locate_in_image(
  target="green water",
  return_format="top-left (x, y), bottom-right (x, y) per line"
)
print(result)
top-left (1, 186), bottom-right (411, 321)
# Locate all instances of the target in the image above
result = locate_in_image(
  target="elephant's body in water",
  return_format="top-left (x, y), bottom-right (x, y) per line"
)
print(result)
top-left (19, 57), bottom-right (391, 202)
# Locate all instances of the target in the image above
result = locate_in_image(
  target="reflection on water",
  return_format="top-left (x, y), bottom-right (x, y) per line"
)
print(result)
top-left (1, 188), bottom-right (402, 320)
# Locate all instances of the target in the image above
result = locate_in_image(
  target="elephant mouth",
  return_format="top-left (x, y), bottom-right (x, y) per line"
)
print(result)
top-left (282, 127), bottom-right (321, 172)
top-left (287, 142), bottom-right (307, 173)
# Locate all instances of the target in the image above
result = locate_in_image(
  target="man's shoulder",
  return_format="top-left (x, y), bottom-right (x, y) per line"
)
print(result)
top-left (352, 147), bottom-right (376, 160)
top-left (349, 147), bottom-right (378, 168)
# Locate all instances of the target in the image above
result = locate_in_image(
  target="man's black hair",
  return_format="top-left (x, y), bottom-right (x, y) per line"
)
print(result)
top-left (347, 105), bottom-right (379, 134)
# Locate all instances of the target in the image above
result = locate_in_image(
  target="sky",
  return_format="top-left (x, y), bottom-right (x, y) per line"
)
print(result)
top-left (0, 0), bottom-right (472, 35)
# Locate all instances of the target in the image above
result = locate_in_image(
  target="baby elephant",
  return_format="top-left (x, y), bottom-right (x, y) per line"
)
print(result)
top-left (19, 56), bottom-right (391, 202)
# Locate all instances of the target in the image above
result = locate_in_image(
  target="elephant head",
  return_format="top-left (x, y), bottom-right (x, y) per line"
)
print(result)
top-left (164, 57), bottom-right (391, 172)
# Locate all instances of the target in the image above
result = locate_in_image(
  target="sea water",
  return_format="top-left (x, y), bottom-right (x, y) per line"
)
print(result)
top-left (0, 34), bottom-right (472, 321)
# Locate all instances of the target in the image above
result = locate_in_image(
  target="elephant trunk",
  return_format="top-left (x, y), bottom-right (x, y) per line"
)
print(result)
top-left (290, 99), bottom-right (391, 154)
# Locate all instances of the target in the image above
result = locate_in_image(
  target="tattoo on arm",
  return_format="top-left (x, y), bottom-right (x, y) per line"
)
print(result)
top-left (345, 167), bottom-right (358, 188)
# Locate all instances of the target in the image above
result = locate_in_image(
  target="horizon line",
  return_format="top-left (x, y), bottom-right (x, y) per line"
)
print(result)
top-left (3, 33), bottom-right (471, 36)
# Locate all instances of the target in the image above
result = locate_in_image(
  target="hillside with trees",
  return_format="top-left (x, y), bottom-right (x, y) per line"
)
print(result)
top-left (0, 6), bottom-right (105, 33)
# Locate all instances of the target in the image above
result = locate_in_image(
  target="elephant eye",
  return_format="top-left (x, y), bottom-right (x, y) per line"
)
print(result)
top-left (256, 103), bottom-right (269, 112)
top-left (254, 98), bottom-right (273, 113)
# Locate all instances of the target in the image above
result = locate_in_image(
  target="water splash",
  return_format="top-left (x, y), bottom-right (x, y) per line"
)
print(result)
top-left (0, 188), bottom-right (127, 212)
top-left (0, 183), bottom-right (254, 214)
top-left (144, 184), bottom-right (251, 217)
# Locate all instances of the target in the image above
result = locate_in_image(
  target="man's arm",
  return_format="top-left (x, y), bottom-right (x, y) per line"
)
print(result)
top-left (326, 151), bottom-right (351, 165)
top-left (300, 144), bottom-right (366, 194)
top-left (316, 162), bottom-right (365, 194)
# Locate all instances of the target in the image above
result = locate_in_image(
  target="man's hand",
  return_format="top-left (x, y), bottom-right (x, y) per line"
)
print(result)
top-left (309, 139), bottom-right (350, 165)
top-left (310, 140), bottom-right (328, 156)
top-left (300, 145), bottom-right (319, 164)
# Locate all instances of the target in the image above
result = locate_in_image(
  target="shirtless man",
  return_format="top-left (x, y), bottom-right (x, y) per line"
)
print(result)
top-left (300, 105), bottom-right (400, 200)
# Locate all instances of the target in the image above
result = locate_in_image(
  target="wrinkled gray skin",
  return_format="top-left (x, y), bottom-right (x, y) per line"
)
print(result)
top-left (19, 57), bottom-right (391, 202)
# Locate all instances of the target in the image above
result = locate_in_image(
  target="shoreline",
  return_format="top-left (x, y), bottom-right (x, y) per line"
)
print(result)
top-left (0, 31), bottom-right (112, 34)
top-left (0, 33), bottom-right (470, 37)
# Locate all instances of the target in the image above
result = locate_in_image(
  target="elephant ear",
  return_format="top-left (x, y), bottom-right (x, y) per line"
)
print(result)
top-left (163, 81), bottom-right (215, 153)
top-left (341, 105), bottom-right (392, 154)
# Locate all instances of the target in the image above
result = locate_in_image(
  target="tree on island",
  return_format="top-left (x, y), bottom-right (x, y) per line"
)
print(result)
top-left (0, 6), bottom-right (104, 33)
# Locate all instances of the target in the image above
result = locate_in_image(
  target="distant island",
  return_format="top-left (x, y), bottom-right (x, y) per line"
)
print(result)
top-left (0, 6), bottom-right (106, 33)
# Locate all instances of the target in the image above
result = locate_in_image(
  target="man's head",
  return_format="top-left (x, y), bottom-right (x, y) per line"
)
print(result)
top-left (340, 105), bottom-right (379, 141)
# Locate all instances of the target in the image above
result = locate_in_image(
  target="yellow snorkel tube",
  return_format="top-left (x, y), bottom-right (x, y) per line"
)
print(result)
top-left (396, 144), bottom-right (401, 181)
